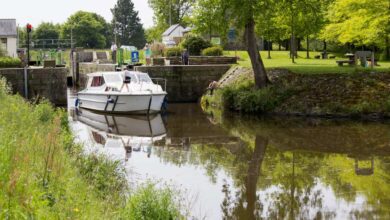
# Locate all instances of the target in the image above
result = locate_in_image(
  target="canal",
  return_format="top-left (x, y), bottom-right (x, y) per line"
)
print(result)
top-left (68, 90), bottom-right (390, 219)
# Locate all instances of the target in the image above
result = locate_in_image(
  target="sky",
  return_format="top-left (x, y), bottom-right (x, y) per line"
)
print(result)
top-left (0, 0), bottom-right (154, 28)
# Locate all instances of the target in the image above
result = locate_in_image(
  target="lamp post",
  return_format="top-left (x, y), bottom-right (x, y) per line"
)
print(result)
top-left (26, 23), bottom-right (32, 66)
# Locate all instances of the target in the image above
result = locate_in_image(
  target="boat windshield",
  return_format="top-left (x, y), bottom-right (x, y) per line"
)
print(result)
top-left (125, 72), bottom-right (139, 84)
top-left (103, 73), bottom-right (123, 88)
top-left (138, 73), bottom-right (152, 83)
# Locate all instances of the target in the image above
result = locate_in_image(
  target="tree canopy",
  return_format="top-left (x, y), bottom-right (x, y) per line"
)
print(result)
top-left (112, 0), bottom-right (146, 49)
top-left (322, 0), bottom-right (390, 48)
top-left (33, 22), bottom-right (60, 40)
top-left (61, 11), bottom-right (110, 48)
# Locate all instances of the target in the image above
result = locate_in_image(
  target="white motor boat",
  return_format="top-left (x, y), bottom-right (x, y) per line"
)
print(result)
top-left (77, 71), bottom-right (167, 114)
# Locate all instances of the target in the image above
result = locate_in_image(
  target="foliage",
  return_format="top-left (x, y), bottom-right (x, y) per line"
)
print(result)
top-left (322, 0), bottom-right (390, 48)
top-left (147, 0), bottom-right (194, 42)
top-left (181, 36), bottom-right (211, 55)
top-left (122, 182), bottom-right (183, 220)
top-left (112, 0), bottom-right (146, 49)
top-left (221, 80), bottom-right (294, 113)
top-left (202, 46), bottom-right (223, 56)
top-left (165, 46), bottom-right (182, 57)
top-left (0, 57), bottom-right (22, 68)
top-left (0, 78), bottom-right (182, 219)
top-left (61, 11), bottom-right (110, 48)
top-left (192, 0), bottom-right (228, 39)
top-left (33, 22), bottom-right (61, 41)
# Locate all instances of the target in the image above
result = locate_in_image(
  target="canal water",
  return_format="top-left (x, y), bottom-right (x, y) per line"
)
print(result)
top-left (68, 91), bottom-right (390, 219)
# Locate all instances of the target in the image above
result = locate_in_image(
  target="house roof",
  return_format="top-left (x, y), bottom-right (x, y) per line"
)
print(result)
top-left (0, 19), bottom-right (17, 37)
top-left (162, 24), bottom-right (183, 37)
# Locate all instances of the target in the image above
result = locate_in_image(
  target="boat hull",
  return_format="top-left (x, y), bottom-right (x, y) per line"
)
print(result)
top-left (77, 93), bottom-right (166, 114)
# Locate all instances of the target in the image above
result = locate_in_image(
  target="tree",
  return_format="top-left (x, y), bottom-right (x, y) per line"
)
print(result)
top-left (147, 0), bottom-right (194, 41)
top-left (61, 11), bottom-right (110, 48)
top-left (112, 0), bottom-right (146, 49)
top-left (196, 0), bottom-right (269, 88)
top-left (322, 0), bottom-right (390, 59)
top-left (33, 22), bottom-right (60, 40)
top-left (193, 0), bottom-right (228, 40)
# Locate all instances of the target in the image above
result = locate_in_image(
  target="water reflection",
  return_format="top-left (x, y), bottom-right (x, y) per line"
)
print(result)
top-left (68, 96), bottom-right (390, 219)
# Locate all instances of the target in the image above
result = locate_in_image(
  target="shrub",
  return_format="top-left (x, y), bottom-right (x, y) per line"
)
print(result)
top-left (202, 46), bottom-right (223, 56)
top-left (123, 182), bottom-right (183, 220)
top-left (181, 36), bottom-right (211, 55)
top-left (165, 46), bottom-right (182, 57)
top-left (0, 57), bottom-right (22, 68)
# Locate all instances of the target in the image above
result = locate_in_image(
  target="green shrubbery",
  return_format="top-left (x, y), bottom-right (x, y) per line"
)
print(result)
top-left (0, 77), bottom-right (183, 219)
top-left (0, 57), bottom-right (22, 68)
top-left (181, 36), bottom-right (211, 55)
top-left (123, 182), bottom-right (183, 220)
top-left (221, 81), bottom-right (294, 113)
top-left (202, 46), bottom-right (223, 56)
top-left (165, 46), bottom-right (182, 57)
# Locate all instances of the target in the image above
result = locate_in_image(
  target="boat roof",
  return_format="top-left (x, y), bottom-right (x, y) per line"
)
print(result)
top-left (86, 71), bottom-right (148, 77)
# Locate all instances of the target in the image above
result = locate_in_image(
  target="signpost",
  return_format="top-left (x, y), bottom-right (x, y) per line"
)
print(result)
top-left (131, 51), bottom-right (139, 63)
top-left (228, 28), bottom-right (237, 58)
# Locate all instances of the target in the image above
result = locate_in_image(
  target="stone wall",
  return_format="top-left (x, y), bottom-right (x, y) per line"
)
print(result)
top-left (152, 56), bottom-right (237, 66)
top-left (136, 65), bottom-right (231, 102)
top-left (79, 63), bottom-right (116, 74)
top-left (0, 67), bottom-right (69, 105)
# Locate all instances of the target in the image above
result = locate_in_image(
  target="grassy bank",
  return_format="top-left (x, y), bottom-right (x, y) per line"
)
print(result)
top-left (224, 51), bottom-right (390, 74)
top-left (202, 67), bottom-right (390, 118)
top-left (0, 78), bottom-right (183, 219)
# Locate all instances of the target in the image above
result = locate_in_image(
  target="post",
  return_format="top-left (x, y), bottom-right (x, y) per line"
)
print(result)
top-left (23, 66), bottom-right (28, 98)
top-left (27, 28), bottom-right (30, 65)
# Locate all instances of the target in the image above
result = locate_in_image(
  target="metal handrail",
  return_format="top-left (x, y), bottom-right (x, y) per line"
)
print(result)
top-left (151, 78), bottom-right (167, 92)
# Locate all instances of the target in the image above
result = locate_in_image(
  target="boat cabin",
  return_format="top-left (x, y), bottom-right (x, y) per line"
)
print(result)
top-left (85, 71), bottom-right (161, 93)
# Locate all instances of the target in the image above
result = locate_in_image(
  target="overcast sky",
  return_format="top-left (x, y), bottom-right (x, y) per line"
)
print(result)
top-left (0, 0), bottom-right (154, 28)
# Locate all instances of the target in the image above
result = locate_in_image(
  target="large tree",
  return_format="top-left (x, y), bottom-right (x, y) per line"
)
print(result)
top-left (112, 0), bottom-right (146, 49)
top-left (33, 22), bottom-right (60, 40)
top-left (322, 0), bottom-right (390, 59)
top-left (61, 11), bottom-right (110, 49)
top-left (195, 0), bottom-right (269, 88)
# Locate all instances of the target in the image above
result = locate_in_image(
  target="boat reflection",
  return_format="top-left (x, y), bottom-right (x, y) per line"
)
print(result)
top-left (72, 108), bottom-right (167, 161)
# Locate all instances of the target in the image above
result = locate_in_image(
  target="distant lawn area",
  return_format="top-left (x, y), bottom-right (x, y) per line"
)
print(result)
top-left (224, 51), bottom-right (390, 74)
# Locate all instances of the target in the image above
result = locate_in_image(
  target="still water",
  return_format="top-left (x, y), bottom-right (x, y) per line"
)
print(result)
top-left (68, 91), bottom-right (390, 219)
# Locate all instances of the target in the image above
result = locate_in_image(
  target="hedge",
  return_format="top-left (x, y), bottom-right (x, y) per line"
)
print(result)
top-left (0, 57), bottom-right (22, 68)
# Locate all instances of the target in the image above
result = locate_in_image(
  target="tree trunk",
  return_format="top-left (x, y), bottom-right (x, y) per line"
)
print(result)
top-left (306, 35), bottom-right (310, 59)
top-left (245, 17), bottom-right (269, 89)
top-left (243, 136), bottom-right (268, 220)
top-left (267, 40), bottom-right (271, 59)
top-left (386, 36), bottom-right (390, 61)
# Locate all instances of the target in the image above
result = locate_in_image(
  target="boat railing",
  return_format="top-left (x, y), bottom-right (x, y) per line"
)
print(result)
top-left (151, 78), bottom-right (167, 92)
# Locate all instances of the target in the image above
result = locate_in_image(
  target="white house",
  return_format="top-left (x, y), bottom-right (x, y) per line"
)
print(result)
top-left (162, 24), bottom-right (185, 47)
top-left (0, 19), bottom-right (17, 58)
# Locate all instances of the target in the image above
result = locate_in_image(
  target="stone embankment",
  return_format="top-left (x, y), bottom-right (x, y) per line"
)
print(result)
top-left (206, 66), bottom-right (390, 119)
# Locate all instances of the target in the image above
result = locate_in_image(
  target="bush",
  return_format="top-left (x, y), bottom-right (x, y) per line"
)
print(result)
top-left (181, 36), bottom-right (211, 56)
top-left (0, 57), bottom-right (22, 68)
top-left (123, 182), bottom-right (183, 220)
top-left (221, 81), bottom-right (294, 113)
top-left (165, 46), bottom-right (182, 57)
top-left (202, 46), bottom-right (223, 56)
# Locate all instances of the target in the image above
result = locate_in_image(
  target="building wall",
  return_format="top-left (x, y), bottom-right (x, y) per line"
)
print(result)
top-left (7, 37), bottom-right (17, 57)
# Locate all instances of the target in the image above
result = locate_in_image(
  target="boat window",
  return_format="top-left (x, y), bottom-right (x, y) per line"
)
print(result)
top-left (125, 72), bottom-right (138, 84)
top-left (104, 74), bottom-right (122, 84)
top-left (91, 76), bottom-right (105, 87)
top-left (138, 73), bottom-right (152, 83)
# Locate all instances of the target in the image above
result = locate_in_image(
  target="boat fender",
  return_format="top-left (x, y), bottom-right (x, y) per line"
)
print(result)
top-left (107, 98), bottom-right (115, 104)
top-left (75, 98), bottom-right (79, 107)
top-left (162, 96), bottom-right (168, 112)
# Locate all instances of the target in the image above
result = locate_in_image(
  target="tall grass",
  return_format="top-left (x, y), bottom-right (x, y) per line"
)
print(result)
top-left (0, 77), bottom-right (183, 219)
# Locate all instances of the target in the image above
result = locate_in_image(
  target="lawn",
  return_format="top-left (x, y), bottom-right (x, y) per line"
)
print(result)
top-left (224, 50), bottom-right (390, 74)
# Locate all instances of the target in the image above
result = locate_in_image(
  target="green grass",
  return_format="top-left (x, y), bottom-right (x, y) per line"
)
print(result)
top-left (0, 77), bottom-right (183, 219)
top-left (224, 50), bottom-right (390, 74)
